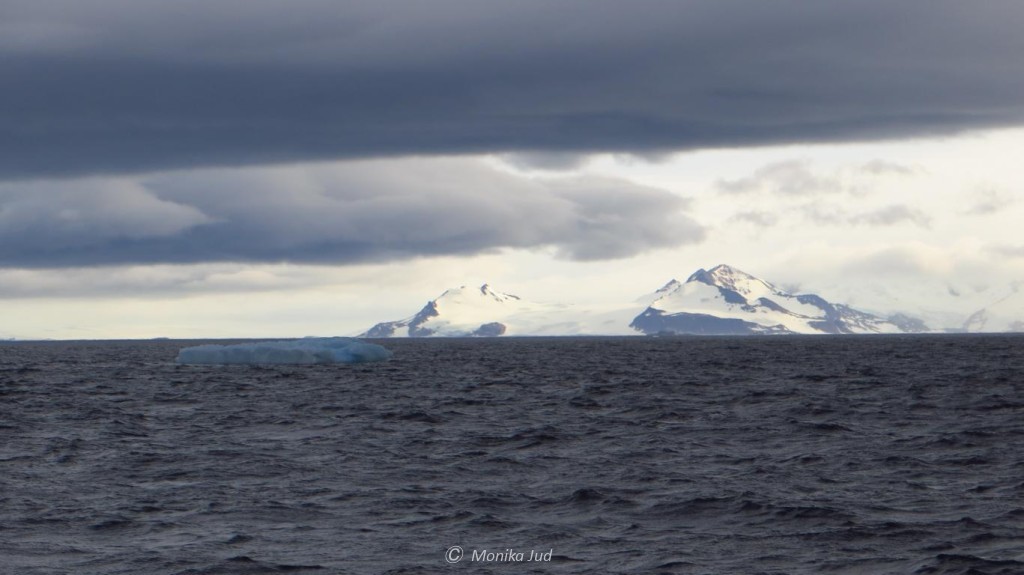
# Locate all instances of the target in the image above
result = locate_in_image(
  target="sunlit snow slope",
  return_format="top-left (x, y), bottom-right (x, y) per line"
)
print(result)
top-left (630, 265), bottom-right (908, 335)
top-left (361, 284), bottom-right (638, 337)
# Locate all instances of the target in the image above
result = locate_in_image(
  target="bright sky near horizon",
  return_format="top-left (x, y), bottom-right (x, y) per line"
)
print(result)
top-left (2, 1), bottom-right (1023, 338)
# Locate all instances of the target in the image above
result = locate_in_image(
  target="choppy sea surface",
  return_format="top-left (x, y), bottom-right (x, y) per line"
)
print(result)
top-left (2, 335), bottom-right (1024, 575)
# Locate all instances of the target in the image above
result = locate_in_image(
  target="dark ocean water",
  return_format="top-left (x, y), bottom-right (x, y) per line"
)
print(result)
top-left (2, 335), bottom-right (1024, 575)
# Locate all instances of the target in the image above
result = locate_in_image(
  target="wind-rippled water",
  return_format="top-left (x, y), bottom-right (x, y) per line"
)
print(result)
top-left (2, 335), bottom-right (1024, 575)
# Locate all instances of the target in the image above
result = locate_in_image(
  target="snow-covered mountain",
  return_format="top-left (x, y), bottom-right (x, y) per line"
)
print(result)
top-left (362, 284), bottom-right (521, 337)
top-left (962, 286), bottom-right (1024, 333)
top-left (630, 265), bottom-right (915, 335)
top-left (787, 274), bottom-right (1022, 334)
top-left (361, 283), bottom-right (638, 337)
top-left (360, 265), bottom-right (1024, 337)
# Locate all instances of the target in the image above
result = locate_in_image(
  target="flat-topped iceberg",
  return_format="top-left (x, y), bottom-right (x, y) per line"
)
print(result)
top-left (176, 337), bottom-right (392, 365)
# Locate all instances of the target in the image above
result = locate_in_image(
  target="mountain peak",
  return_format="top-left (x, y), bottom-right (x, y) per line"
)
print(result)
top-left (685, 264), bottom-right (771, 295)
top-left (361, 282), bottom-right (524, 337)
top-left (656, 279), bottom-right (682, 294)
top-left (436, 283), bottom-right (520, 303)
top-left (706, 264), bottom-right (756, 281)
top-left (634, 265), bottom-right (910, 335)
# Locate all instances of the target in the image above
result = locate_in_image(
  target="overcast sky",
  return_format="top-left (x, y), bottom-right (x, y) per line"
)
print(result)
top-left (2, 1), bottom-right (1023, 338)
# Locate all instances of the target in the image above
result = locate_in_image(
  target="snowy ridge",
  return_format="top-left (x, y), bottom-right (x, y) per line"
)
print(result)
top-left (361, 283), bottom-right (638, 337)
top-left (631, 264), bottom-right (908, 335)
top-left (362, 284), bottom-right (519, 337)
top-left (360, 265), bottom-right (1020, 337)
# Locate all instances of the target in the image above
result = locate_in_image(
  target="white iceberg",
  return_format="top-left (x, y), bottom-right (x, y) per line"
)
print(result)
top-left (176, 337), bottom-right (392, 365)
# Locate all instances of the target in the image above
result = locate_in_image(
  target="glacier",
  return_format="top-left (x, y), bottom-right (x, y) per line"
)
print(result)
top-left (176, 337), bottom-right (392, 365)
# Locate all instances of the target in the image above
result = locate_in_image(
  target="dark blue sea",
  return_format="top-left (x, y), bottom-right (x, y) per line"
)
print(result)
top-left (2, 335), bottom-right (1024, 575)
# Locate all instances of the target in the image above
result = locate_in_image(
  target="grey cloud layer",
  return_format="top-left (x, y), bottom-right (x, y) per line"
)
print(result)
top-left (3, 1), bottom-right (1024, 178)
top-left (0, 159), bottom-right (703, 267)
top-left (716, 159), bottom-right (916, 196)
top-left (717, 161), bottom-right (843, 196)
top-left (964, 188), bottom-right (1016, 216)
top-left (719, 158), bottom-right (933, 229)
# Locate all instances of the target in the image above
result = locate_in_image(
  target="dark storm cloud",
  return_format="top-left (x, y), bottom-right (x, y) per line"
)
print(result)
top-left (3, 0), bottom-right (1024, 179)
top-left (0, 159), bottom-right (703, 266)
top-left (499, 152), bottom-right (593, 172)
